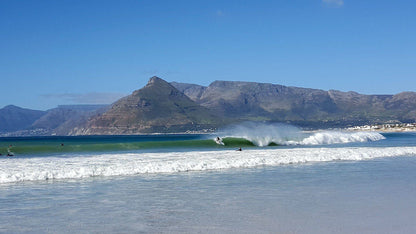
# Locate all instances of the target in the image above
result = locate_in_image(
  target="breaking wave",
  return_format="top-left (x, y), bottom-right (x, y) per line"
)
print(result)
top-left (1, 128), bottom-right (385, 156)
top-left (218, 122), bottom-right (385, 147)
top-left (1, 146), bottom-right (415, 184)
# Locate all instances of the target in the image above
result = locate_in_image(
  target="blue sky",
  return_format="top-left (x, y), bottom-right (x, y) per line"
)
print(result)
top-left (1, 0), bottom-right (415, 110)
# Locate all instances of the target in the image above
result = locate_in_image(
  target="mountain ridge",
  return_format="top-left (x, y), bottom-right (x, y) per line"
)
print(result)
top-left (70, 77), bottom-right (221, 135)
top-left (172, 79), bottom-right (416, 127)
top-left (0, 105), bottom-right (46, 133)
top-left (1, 77), bottom-right (416, 136)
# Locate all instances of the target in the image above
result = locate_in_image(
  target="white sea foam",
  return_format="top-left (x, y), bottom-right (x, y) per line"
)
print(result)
top-left (286, 131), bottom-right (386, 145)
top-left (1, 146), bottom-right (415, 184)
top-left (220, 122), bottom-right (385, 146)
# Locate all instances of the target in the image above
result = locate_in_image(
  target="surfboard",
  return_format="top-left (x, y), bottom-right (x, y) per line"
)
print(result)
top-left (215, 137), bottom-right (225, 145)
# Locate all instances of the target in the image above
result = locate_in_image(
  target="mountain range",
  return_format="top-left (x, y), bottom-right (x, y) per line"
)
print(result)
top-left (70, 77), bottom-right (220, 135)
top-left (0, 104), bottom-right (107, 136)
top-left (1, 76), bottom-right (416, 136)
top-left (172, 80), bottom-right (416, 127)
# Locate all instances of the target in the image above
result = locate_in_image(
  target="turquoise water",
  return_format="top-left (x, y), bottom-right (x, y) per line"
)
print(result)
top-left (0, 134), bottom-right (257, 156)
top-left (0, 130), bottom-right (416, 233)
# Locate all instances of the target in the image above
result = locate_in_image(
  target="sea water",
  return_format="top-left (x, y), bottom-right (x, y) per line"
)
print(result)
top-left (1, 128), bottom-right (416, 233)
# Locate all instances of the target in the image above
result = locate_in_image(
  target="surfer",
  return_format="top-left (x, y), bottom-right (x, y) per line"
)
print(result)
top-left (7, 145), bottom-right (14, 156)
top-left (237, 147), bottom-right (242, 151)
top-left (215, 137), bottom-right (224, 145)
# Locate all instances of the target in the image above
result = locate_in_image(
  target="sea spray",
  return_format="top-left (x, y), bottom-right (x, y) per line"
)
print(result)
top-left (218, 122), bottom-right (304, 146)
top-left (217, 122), bottom-right (385, 146)
top-left (297, 131), bottom-right (386, 145)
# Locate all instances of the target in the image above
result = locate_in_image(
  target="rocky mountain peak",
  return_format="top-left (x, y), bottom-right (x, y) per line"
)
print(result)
top-left (72, 76), bottom-right (220, 134)
top-left (146, 76), bottom-right (166, 86)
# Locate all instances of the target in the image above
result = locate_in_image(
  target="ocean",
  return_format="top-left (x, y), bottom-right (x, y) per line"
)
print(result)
top-left (1, 124), bottom-right (416, 233)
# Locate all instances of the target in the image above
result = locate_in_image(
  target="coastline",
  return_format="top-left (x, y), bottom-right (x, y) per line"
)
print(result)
top-left (3, 123), bottom-right (416, 137)
top-left (347, 123), bottom-right (416, 132)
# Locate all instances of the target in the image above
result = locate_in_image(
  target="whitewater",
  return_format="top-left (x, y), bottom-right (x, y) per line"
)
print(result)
top-left (2, 128), bottom-right (416, 233)
top-left (1, 146), bottom-right (416, 184)
top-left (217, 122), bottom-right (386, 146)
top-left (0, 128), bottom-right (396, 184)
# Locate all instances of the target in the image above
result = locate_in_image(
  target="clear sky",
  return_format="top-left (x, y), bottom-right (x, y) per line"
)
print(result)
top-left (1, 0), bottom-right (415, 110)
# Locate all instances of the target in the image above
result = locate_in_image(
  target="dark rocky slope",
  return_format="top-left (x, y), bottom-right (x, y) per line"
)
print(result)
top-left (71, 77), bottom-right (221, 135)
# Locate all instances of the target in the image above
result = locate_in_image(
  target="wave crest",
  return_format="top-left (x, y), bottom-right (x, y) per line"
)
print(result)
top-left (219, 122), bottom-right (385, 146)
top-left (288, 131), bottom-right (386, 145)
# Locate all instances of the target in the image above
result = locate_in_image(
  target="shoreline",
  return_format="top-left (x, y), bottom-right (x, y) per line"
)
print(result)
top-left (3, 123), bottom-right (416, 137)
top-left (346, 123), bottom-right (416, 132)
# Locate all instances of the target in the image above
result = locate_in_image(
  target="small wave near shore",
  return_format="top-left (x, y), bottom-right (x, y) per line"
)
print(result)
top-left (1, 146), bottom-right (415, 184)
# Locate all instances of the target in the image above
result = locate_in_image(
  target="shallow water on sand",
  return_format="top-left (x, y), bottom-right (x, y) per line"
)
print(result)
top-left (1, 131), bottom-right (416, 233)
top-left (1, 156), bottom-right (416, 233)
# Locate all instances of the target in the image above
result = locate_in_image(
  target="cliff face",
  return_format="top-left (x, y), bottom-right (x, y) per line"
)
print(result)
top-left (194, 81), bottom-right (338, 121)
top-left (71, 77), bottom-right (220, 135)
top-left (173, 81), bottom-right (416, 127)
